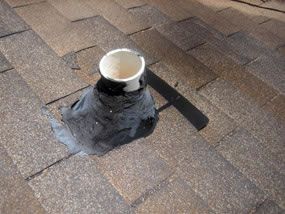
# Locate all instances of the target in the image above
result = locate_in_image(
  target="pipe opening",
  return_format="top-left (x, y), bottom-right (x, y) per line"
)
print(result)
top-left (99, 49), bottom-right (145, 81)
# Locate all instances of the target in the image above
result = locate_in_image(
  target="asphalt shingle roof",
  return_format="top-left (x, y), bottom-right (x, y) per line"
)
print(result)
top-left (0, 0), bottom-right (284, 213)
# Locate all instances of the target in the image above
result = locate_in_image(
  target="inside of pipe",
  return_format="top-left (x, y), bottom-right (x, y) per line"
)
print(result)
top-left (100, 50), bottom-right (143, 80)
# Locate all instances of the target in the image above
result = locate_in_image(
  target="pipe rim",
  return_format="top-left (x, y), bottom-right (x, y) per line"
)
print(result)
top-left (99, 48), bottom-right (145, 82)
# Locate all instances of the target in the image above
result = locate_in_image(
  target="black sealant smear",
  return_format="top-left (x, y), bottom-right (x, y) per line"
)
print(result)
top-left (49, 74), bottom-right (158, 156)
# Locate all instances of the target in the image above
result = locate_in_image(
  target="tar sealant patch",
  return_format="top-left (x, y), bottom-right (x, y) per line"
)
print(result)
top-left (45, 77), bottom-right (158, 156)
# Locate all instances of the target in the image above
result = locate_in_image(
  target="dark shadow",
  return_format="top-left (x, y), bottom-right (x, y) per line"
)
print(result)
top-left (146, 68), bottom-right (209, 130)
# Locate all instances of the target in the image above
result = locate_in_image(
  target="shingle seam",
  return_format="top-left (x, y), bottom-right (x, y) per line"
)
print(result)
top-left (196, 76), bottom-right (219, 92)
top-left (75, 45), bottom-right (98, 54)
top-left (127, 26), bottom-right (153, 36)
top-left (216, 7), bottom-right (231, 13)
top-left (258, 18), bottom-right (271, 25)
top-left (176, 16), bottom-right (195, 23)
top-left (0, 67), bottom-right (14, 74)
top-left (230, 0), bottom-right (285, 13)
top-left (25, 153), bottom-right (77, 181)
top-left (260, 94), bottom-right (279, 108)
top-left (0, 29), bottom-right (30, 39)
top-left (213, 127), bottom-right (238, 149)
top-left (71, 15), bottom-right (100, 23)
top-left (226, 30), bottom-right (242, 38)
top-left (130, 171), bottom-right (175, 208)
top-left (12, 0), bottom-right (46, 9)
top-left (186, 42), bottom-right (206, 52)
top-left (127, 3), bottom-right (148, 11)
top-left (46, 85), bottom-right (89, 106)
top-left (248, 196), bottom-right (270, 213)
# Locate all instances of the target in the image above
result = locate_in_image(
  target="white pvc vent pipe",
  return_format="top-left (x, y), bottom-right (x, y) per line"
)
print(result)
top-left (99, 48), bottom-right (145, 92)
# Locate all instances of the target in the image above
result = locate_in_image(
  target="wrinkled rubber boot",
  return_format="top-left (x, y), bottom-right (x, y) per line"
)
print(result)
top-left (61, 49), bottom-right (158, 155)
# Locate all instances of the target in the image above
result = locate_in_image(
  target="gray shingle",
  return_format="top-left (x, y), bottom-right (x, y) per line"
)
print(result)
top-left (62, 51), bottom-right (80, 70)
top-left (246, 55), bottom-right (285, 94)
top-left (217, 128), bottom-right (285, 209)
top-left (0, 0), bottom-right (29, 37)
top-left (130, 5), bottom-right (171, 27)
top-left (156, 18), bottom-right (207, 51)
top-left (227, 31), bottom-right (271, 61)
top-left (255, 199), bottom-right (284, 214)
top-left (145, 0), bottom-right (190, 21)
top-left (0, 51), bottom-right (12, 73)
top-left (190, 17), bottom-right (251, 65)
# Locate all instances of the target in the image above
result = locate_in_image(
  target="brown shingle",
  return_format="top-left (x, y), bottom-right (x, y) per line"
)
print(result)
top-left (145, 0), bottom-right (190, 21)
top-left (72, 16), bottom-right (156, 65)
top-left (193, 0), bottom-right (230, 12)
top-left (149, 62), bottom-right (236, 145)
top-left (189, 43), bottom-right (277, 106)
top-left (199, 78), bottom-right (285, 174)
top-left (0, 144), bottom-right (45, 214)
top-left (0, 70), bottom-right (68, 178)
top-left (48, 0), bottom-right (99, 22)
top-left (219, 7), bottom-right (284, 48)
top-left (136, 178), bottom-right (213, 213)
top-left (5, 0), bottom-right (43, 7)
top-left (260, 19), bottom-right (285, 41)
top-left (29, 155), bottom-right (131, 213)
top-left (92, 140), bottom-right (173, 204)
top-left (114, 0), bottom-right (145, 9)
top-left (85, 0), bottom-right (149, 34)
top-left (144, 108), bottom-right (265, 213)
top-left (131, 29), bottom-right (217, 89)
top-left (177, 0), bottom-right (239, 35)
top-left (0, 30), bottom-right (86, 103)
top-left (218, 7), bottom-right (258, 32)
top-left (178, 151), bottom-right (265, 213)
top-left (15, 2), bottom-right (94, 56)
top-left (262, 95), bottom-right (285, 123)
top-left (75, 46), bottom-right (105, 85)
top-left (226, 3), bottom-right (268, 24)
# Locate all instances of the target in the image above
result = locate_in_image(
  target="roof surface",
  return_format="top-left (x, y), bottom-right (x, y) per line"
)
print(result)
top-left (0, 0), bottom-right (285, 213)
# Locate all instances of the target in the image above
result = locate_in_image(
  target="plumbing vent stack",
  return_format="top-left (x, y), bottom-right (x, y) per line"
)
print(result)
top-left (61, 49), bottom-right (158, 155)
